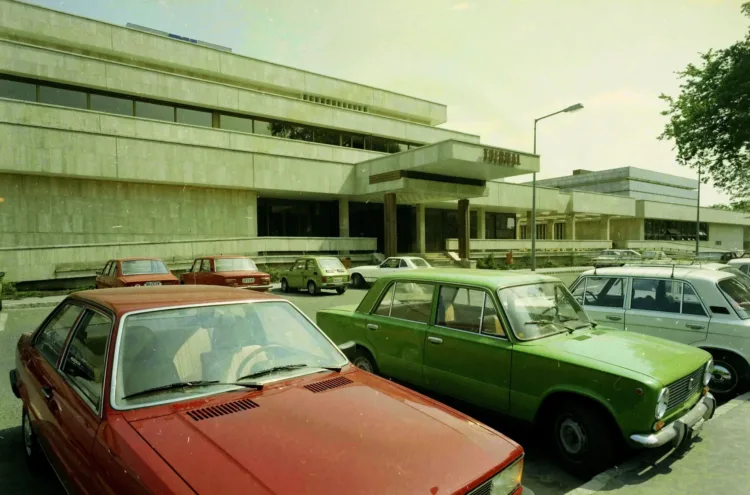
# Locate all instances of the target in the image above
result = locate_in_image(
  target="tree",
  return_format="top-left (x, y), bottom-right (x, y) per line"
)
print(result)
top-left (709, 199), bottom-right (750, 212)
top-left (659, 2), bottom-right (750, 199)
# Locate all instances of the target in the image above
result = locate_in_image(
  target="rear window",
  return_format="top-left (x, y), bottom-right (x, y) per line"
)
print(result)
top-left (319, 258), bottom-right (345, 271)
top-left (214, 258), bottom-right (258, 272)
top-left (411, 258), bottom-right (429, 268)
top-left (121, 260), bottom-right (169, 275)
top-left (718, 276), bottom-right (750, 319)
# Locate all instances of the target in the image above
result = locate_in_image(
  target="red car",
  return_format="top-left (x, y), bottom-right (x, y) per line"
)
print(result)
top-left (95, 257), bottom-right (179, 288)
top-left (10, 286), bottom-right (525, 495)
top-left (181, 255), bottom-right (272, 291)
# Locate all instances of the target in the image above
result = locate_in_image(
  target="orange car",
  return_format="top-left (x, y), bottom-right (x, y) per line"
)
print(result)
top-left (181, 255), bottom-right (272, 291)
top-left (95, 258), bottom-right (179, 288)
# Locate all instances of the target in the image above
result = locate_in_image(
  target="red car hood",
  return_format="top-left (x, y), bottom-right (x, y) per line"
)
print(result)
top-left (122, 273), bottom-right (178, 283)
top-left (129, 370), bottom-right (520, 495)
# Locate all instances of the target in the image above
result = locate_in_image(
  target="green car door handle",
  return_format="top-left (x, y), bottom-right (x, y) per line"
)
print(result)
top-left (366, 323), bottom-right (378, 331)
top-left (427, 336), bottom-right (443, 345)
top-left (686, 323), bottom-right (705, 330)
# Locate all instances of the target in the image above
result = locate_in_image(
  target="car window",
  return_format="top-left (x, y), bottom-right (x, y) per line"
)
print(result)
top-left (122, 259), bottom-right (169, 275)
top-left (214, 258), bottom-right (258, 272)
top-left (36, 304), bottom-right (85, 365)
top-left (718, 276), bottom-right (750, 319)
top-left (630, 278), bottom-right (681, 313)
top-left (436, 286), bottom-right (485, 333)
top-left (372, 282), bottom-right (434, 324)
top-left (61, 311), bottom-right (112, 410)
top-left (480, 293), bottom-right (506, 337)
top-left (107, 261), bottom-right (117, 277)
top-left (682, 284), bottom-right (707, 316)
top-left (381, 258), bottom-right (400, 269)
top-left (319, 258), bottom-right (345, 271)
top-left (200, 259), bottom-right (211, 272)
top-left (306, 260), bottom-right (317, 271)
top-left (190, 260), bottom-right (200, 272)
top-left (399, 259), bottom-right (408, 268)
top-left (570, 279), bottom-right (586, 304)
top-left (293, 259), bottom-right (306, 271)
top-left (101, 261), bottom-right (111, 276)
top-left (582, 277), bottom-right (625, 308)
top-left (411, 258), bottom-right (429, 268)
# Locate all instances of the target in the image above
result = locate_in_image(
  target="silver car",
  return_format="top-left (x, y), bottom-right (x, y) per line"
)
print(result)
top-left (570, 265), bottom-right (750, 400)
top-left (592, 249), bottom-right (642, 268)
top-left (348, 256), bottom-right (431, 288)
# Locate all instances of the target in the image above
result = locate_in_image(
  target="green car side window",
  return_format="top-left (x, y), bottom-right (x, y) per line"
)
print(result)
top-left (373, 282), bottom-right (434, 324)
top-left (436, 286), bottom-right (484, 333)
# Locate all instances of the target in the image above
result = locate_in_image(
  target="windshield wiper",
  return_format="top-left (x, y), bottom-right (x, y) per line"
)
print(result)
top-left (122, 380), bottom-right (262, 400)
top-left (236, 363), bottom-right (343, 382)
top-left (524, 319), bottom-right (554, 325)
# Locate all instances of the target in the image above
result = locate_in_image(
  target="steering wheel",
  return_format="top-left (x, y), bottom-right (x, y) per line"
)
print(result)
top-left (234, 344), bottom-right (287, 380)
top-left (583, 290), bottom-right (598, 305)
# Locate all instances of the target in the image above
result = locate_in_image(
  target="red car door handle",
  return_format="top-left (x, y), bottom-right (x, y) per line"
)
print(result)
top-left (42, 385), bottom-right (54, 400)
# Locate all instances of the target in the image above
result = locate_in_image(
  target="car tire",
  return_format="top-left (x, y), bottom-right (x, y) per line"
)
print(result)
top-left (351, 348), bottom-right (378, 374)
top-left (550, 401), bottom-right (618, 479)
top-left (709, 352), bottom-right (749, 401)
top-left (336, 287), bottom-right (347, 295)
top-left (281, 278), bottom-right (290, 293)
top-left (307, 280), bottom-right (318, 296)
top-left (22, 408), bottom-right (44, 471)
top-left (352, 273), bottom-right (365, 288)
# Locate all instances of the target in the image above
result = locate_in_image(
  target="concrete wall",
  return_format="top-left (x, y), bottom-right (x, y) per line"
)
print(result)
top-left (447, 238), bottom-right (612, 252)
top-left (0, 173), bottom-right (258, 247)
top-left (610, 218), bottom-right (644, 243)
top-left (640, 201), bottom-right (750, 226)
top-left (574, 220), bottom-right (602, 241)
top-left (708, 223), bottom-right (744, 251)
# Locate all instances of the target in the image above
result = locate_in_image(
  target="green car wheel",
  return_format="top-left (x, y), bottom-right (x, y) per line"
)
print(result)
top-left (307, 280), bottom-right (318, 295)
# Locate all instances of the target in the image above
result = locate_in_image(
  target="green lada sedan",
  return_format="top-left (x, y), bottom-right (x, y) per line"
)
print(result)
top-left (316, 269), bottom-right (716, 478)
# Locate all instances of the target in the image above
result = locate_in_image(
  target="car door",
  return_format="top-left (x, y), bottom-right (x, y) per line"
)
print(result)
top-left (378, 258), bottom-right (401, 277)
top-left (56, 308), bottom-right (114, 494)
top-left (287, 259), bottom-right (306, 289)
top-left (95, 262), bottom-right (110, 289)
top-left (625, 278), bottom-right (711, 344)
top-left (305, 259), bottom-right (319, 287)
top-left (363, 280), bottom-right (434, 385)
top-left (570, 276), bottom-right (626, 329)
top-left (182, 259), bottom-right (201, 285)
top-left (27, 302), bottom-right (86, 492)
top-left (196, 258), bottom-right (212, 285)
top-left (110, 261), bottom-right (124, 287)
top-left (423, 285), bottom-right (512, 412)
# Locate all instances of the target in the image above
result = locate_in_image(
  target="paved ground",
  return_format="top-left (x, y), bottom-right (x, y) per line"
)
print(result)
top-left (1, 277), bottom-right (743, 495)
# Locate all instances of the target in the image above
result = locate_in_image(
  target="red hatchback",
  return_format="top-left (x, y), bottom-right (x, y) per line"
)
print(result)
top-left (95, 258), bottom-right (179, 288)
top-left (10, 286), bottom-right (526, 495)
top-left (181, 255), bottom-right (272, 291)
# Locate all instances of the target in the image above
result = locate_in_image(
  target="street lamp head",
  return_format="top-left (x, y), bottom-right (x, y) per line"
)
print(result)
top-left (564, 103), bottom-right (584, 113)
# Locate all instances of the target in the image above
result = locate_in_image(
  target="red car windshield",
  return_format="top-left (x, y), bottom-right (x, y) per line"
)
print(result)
top-left (214, 258), bottom-right (258, 272)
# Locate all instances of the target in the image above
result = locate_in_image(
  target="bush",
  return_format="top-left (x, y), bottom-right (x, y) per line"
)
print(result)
top-left (1, 281), bottom-right (17, 297)
top-left (477, 253), bottom-right (497, 270)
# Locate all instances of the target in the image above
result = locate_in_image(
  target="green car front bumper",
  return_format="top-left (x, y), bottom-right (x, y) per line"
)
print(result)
top-left (630, 393), bottom-right (716, 448)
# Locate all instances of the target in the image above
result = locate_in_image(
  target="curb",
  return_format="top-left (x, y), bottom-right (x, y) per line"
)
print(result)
top-left (564, 391), bottom-right (750, 494)
top-left (4, 300), bottom-right (62, 310)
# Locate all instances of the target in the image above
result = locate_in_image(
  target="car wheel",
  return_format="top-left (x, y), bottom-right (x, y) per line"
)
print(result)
top-left (710, 353), bottom-right (749, 401)
top-left (281, 278), bottom-right (289, 293)
top-left (352, 273), bottom-right (365, 288)
top-left (307, 280), bottom-right (318, 296)
top-left (351, 349), bottom-right (378, 374)
top-left (336, 287), bottom-right (347, 295)
top-left (22, 408), bottom-right (43, 470)
top-left (551, 402), bottom-right (618, 479)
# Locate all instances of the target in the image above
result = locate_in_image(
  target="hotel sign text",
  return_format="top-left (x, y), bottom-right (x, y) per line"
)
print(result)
top-left (483, 148), bottom-right (521, 167)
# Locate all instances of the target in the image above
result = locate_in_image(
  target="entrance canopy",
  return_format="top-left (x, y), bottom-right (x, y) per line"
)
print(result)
top-left (355, 140), bottom-right (539, 202)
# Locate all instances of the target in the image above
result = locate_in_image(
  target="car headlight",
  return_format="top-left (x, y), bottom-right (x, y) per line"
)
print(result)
top-left (655, 387), bottom-right (670, 420)
top-left (704, 358), bottom-right (714, 386)
top-left (488, 456), bottom-right (523, 495)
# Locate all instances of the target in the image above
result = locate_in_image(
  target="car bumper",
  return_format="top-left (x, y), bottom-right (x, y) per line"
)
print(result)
top-left (240, 284), bottom-right (273, 291)
top-left (630, 393), bottom-right (716, 448)
top-left (321, 282), bottom-right (349, 288)
top-left (9, 369), bottom-right (20, 399)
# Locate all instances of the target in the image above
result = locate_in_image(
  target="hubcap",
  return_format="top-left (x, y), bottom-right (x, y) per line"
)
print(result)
top-left (354, 357), bottom-right (374, 373)
top-left (559, 418), bottom-right (587, 455)
top-left (23, 412), bottom-right (33, 457)
top-left (281, 280), bottom-right (287, 290)
top-left (711, 363), bottom-right (736, 393)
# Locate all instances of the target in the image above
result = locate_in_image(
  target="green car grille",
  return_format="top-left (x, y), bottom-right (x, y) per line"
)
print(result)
top-left (666, 366), bottom-right (704, 412)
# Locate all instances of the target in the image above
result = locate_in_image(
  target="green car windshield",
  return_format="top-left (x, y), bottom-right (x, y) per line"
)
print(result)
top-left (498, 282), bottom-right (591, 341)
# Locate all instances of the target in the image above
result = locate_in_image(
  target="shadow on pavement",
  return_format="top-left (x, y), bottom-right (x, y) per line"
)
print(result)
top-left (0, 426), bottom-right (65, 495)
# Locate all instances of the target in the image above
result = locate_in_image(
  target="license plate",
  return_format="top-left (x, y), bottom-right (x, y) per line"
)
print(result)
top-left (337, 277), bottom-right (347, 283)
top-left (144, 281), bottom-right (162, 286)
top-left (243, 278), bottom-right (255, 283)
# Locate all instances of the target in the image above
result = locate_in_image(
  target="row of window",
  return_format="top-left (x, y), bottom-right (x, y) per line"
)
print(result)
top-left (302, 93), bottom-right (367, 113)
top-left (0, 74), bottom-right (422, 153)
top-left (519, 223), bottom-right (565, 240)
top-left (645, 219), bottom-right (708, 242)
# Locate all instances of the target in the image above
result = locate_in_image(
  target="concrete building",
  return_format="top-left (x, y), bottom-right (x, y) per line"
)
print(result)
top-left (0, 0), bottom-right (748, 283)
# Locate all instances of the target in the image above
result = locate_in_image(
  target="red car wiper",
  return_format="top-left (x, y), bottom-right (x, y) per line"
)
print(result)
top-left (123, 380), bottom-right (262, 400)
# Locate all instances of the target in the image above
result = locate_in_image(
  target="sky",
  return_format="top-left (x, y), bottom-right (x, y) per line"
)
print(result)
top-left (25, 0), bottom-right (750, 206)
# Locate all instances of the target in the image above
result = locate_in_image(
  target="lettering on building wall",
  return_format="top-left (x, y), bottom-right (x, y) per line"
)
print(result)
top-left (483, 148), bottom-right (521, 167)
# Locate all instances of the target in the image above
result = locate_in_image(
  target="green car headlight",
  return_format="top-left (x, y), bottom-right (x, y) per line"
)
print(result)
top-left (655, 387), bottom-right (670, 420)
top-left (704, 358), bottom-right (714, 386)
top-left (488, 456), bottom-right (523, 494)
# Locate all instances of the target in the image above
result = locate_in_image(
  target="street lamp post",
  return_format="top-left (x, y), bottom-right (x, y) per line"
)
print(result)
top-left (695, 167), bottom-right (701, 256)
top-left (531, 103), bottom-right (584, 271)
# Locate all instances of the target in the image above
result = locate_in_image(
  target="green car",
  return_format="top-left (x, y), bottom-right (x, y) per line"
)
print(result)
top-left (316, 269), bottom-right (716, 478)
top-left (280, 256), bottom-right (349, 295)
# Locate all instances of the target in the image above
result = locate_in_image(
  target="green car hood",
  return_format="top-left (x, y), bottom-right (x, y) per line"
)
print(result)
top-left (539, 328), bottom-right (708, 386)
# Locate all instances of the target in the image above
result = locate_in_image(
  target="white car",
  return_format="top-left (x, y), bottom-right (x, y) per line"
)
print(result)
top-left (349, 257), bottom-right (431, 287)
top-left (727, 258), bottom-right (750, 276)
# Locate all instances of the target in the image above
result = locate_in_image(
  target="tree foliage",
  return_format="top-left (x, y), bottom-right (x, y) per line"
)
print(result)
top-left (659, 3), bottom-right (750, 199)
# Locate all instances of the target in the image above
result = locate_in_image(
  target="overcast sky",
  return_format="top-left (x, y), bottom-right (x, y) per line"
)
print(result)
top-left (27, 0), bottom-right (750, 206)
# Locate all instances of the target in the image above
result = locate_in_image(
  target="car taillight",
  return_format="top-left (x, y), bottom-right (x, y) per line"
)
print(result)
top-left (322, 276), bottom-right (328, 283)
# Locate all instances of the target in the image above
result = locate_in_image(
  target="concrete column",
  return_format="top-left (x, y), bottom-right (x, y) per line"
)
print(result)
top-left (599, 215), bottom-right (610, 240)
top-left (247, 191), bottom-right (258, 237)
top-left (525, 211), bottom-right (533, 239)
top-left (637, 219), bottom-right (645, 240)
top-left (477, 208), bottom-right (486, 239)
top-left (416, 204), bottom-right (426, 254)
top-left (566, 214), bottom-right (577, 240)
top-left (547, 220), bottom-right (556, 240)
top-left (338, 199), bottom-right (349, 237)
top-left (515, 214), bottom-right (522, 240)
top-left (384, 193), bottom-right (397, 257)
top-left (458, 199), bottom-right (470, 259)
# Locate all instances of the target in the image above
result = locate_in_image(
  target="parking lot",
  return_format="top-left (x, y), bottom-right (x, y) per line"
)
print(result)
top-left (1, 283), bottom-right (748, 495)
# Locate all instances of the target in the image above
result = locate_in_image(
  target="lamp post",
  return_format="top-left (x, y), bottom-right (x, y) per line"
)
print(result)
top-left (531, 103), bottom-right (584, 271)
top-left (695, 167), bottom-right (701, 256)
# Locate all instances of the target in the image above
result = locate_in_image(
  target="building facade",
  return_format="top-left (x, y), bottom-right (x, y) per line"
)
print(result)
top-left (0, 0), bottom-right (748, 283)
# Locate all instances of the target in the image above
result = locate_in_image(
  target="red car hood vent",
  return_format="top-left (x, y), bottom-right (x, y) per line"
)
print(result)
top-left (186, 398), bottom-right (259, 421)
top-left (303, 376), bottom-right (353, 393)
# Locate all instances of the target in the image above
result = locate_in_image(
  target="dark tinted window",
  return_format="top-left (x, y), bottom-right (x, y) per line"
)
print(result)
top-left (220, 114), bottom-right (254, 133)
top-left (39, 85), bottom-right (87, 109)
top-left (36, 304), bottom-right (84, 365)
top-left (0, 78), bottom-right (36, 101)
top-left (682, 284), bottom-right (707, 316)
top-left (314, 127), bottom-right (341, 146)
top-left (62, 311), bottom-right (112, 409)
top-left (254, 118), bottom-right (274, 135)
top-left (90, 94), bottom-right (132, 115)
top-left (583, 277), bottom-right (625, 308)
top-left (135, 101), bottom-right (174, 122)
top-left (630, 278), bottom-right (681, 313)
top-left (176, 107), bottom-right (212, 127)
